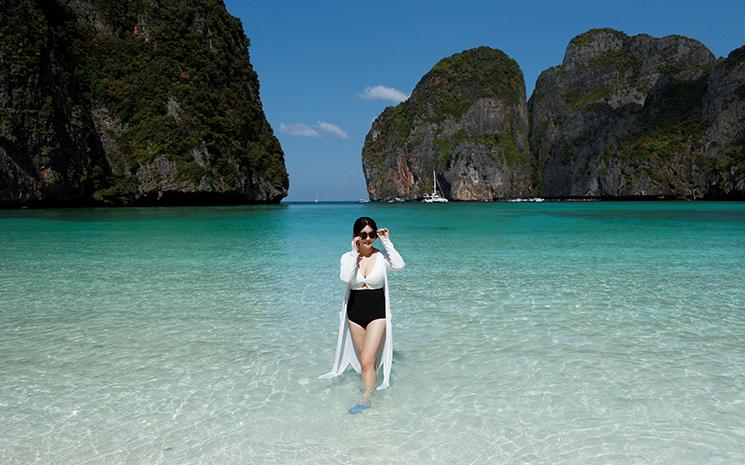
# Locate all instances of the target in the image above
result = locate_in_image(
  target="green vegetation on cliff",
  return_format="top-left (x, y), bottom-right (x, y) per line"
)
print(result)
top-left (388, 47), bottom-right (525, 141)
top-left (428, 47), bottom-right (524, 108)
top-left (87, 0), bottom-right (286, 199)
top-left (619, 77), bottom-right (709, 163)
top-left (1, 0), bottom-right (287, 206)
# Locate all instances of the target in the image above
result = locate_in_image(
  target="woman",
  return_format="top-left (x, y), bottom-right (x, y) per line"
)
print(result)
top-left (318, 216), bottom-right (405, 414)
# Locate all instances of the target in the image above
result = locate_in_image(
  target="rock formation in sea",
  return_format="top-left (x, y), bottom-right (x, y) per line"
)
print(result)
top-left (0, 0), bottom-right (288, 207)
top-left (363, 28), bottom-right (745, 200)
top-left (361, 47), bottom-right (532, 201)
top-left (529, 28), bottom-right (736, 199)
top-left (699, 46), bottom-right (745, 198)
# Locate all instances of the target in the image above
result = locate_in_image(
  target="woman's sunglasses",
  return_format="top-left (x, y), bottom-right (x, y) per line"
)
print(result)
top-left (358, 231), bottom-right (378, 240)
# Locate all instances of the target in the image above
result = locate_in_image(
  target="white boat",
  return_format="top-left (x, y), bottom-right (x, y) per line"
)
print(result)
top-left (314, 192), bottom-right (319, 203)
top-left (357, 199), bottom-right (369, 204)
top-left (422, 171), bottom-right (448, 203)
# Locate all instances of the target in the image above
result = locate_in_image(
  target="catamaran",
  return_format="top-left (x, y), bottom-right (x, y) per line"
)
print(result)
top-left (422, 170), bottom-right (448, 203)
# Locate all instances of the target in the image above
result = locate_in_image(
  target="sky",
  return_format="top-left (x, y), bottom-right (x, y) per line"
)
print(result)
top-left (224, 0), bottom-right (745, 202)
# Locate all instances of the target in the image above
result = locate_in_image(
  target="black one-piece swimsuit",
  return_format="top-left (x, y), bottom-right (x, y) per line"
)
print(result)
top-left (347, 287), bottom-right (385, 329)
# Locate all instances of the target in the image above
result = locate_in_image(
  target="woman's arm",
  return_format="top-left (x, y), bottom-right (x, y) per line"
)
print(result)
top-left (339, 239), bottom-right (360, 283)
top-left (380, 236), bottom-right (405, 271)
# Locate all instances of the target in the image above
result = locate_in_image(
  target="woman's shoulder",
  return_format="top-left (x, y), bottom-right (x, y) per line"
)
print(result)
top-left (375, 248), bottom-right (392, 263)
top-left (341, 250), bottom-right (358, 259)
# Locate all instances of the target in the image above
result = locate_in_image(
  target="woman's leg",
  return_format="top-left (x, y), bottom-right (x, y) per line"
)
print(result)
top-left (359, 318), bottom-right (386, 393)
top-left (347, 318), bottom-right (386, 413)
top-left (347, 318), bottom-right (366, 360)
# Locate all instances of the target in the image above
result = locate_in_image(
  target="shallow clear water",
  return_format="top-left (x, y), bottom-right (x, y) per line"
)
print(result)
top-left (1, 201), bottom-right (744, 464)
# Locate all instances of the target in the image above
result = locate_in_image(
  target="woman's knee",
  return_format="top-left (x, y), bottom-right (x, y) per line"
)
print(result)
top-left (360, 355), bottom-right (376, 371)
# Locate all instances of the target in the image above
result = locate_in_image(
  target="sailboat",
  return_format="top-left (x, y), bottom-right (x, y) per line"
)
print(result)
top-left (422, 170), bottom-right (448, 203)
top-left (314, 191), bottom-right (319, 203)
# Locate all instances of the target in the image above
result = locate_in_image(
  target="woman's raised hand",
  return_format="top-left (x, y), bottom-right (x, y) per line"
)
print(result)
top-left (351, 236), bottom-right (361, 252)
top-left (377, 228), bottom-right (389, 240)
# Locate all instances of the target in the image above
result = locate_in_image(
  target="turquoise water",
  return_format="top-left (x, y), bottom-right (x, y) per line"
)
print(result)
top-left (1, 201), bottom-right (744, 464)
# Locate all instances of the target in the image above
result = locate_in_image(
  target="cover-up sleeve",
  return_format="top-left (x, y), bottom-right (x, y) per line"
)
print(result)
top-left (380, 237), bottom-right (405, 271)
top-left (339, 242), bottom-right (360, 283)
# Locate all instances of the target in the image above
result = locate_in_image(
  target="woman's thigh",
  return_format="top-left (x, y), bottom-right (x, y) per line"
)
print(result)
top-left (347, 318), bottom-right (366, 358)
top-left (360, 318), bottom-right (386, 363)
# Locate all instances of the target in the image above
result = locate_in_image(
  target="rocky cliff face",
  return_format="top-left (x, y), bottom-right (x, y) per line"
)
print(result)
top-left (362, 47), bottom-right (532, 201)
top-left (700, 46), bottom-right (745, 197)
top-left (364, 28), bottom-right (744, 200)
top-left (528, 28), bottom-right (718, 198)
top-left (0, 0), bottom-right (288, 207)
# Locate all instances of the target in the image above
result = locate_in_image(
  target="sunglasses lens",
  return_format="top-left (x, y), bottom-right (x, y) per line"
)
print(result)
top-left (359, 232), bottom-right (377, 240)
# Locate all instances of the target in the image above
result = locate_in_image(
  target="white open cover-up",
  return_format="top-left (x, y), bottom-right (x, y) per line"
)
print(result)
top-left (318, 236), bottom-right (405, 390)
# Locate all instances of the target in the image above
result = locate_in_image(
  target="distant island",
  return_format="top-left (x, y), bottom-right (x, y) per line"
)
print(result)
top-left (0, 0), bottom-right (287, 208)
top-left (363, 28), bottom-right (745, 201)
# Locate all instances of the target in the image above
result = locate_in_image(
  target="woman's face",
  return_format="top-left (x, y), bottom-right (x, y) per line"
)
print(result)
top-left (358, 225), bottom-right (376, 249)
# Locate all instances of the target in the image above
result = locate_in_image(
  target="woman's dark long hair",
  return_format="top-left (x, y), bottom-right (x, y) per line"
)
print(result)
top-left (353, 216), bottom-right (378, 237)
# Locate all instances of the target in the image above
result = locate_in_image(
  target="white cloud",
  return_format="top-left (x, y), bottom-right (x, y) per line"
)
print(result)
top-left (358, 85), bottom-right (409, 103)
top-left (316, 121), bottom-right (348, 139)
top-left (279, 123), bottom-right (321, 137)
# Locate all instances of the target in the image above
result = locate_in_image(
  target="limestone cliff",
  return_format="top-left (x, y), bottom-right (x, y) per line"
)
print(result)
top-left (528, 28), bottom-right (736, 199)
top-left (362, 47), bottom-right (532, 201)
top-left (0, 0), bottom-right (288, 207)
top-left (699, 46), bottom-right (745, 197)
top-left (364, 29), bottom-right (745, 201)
